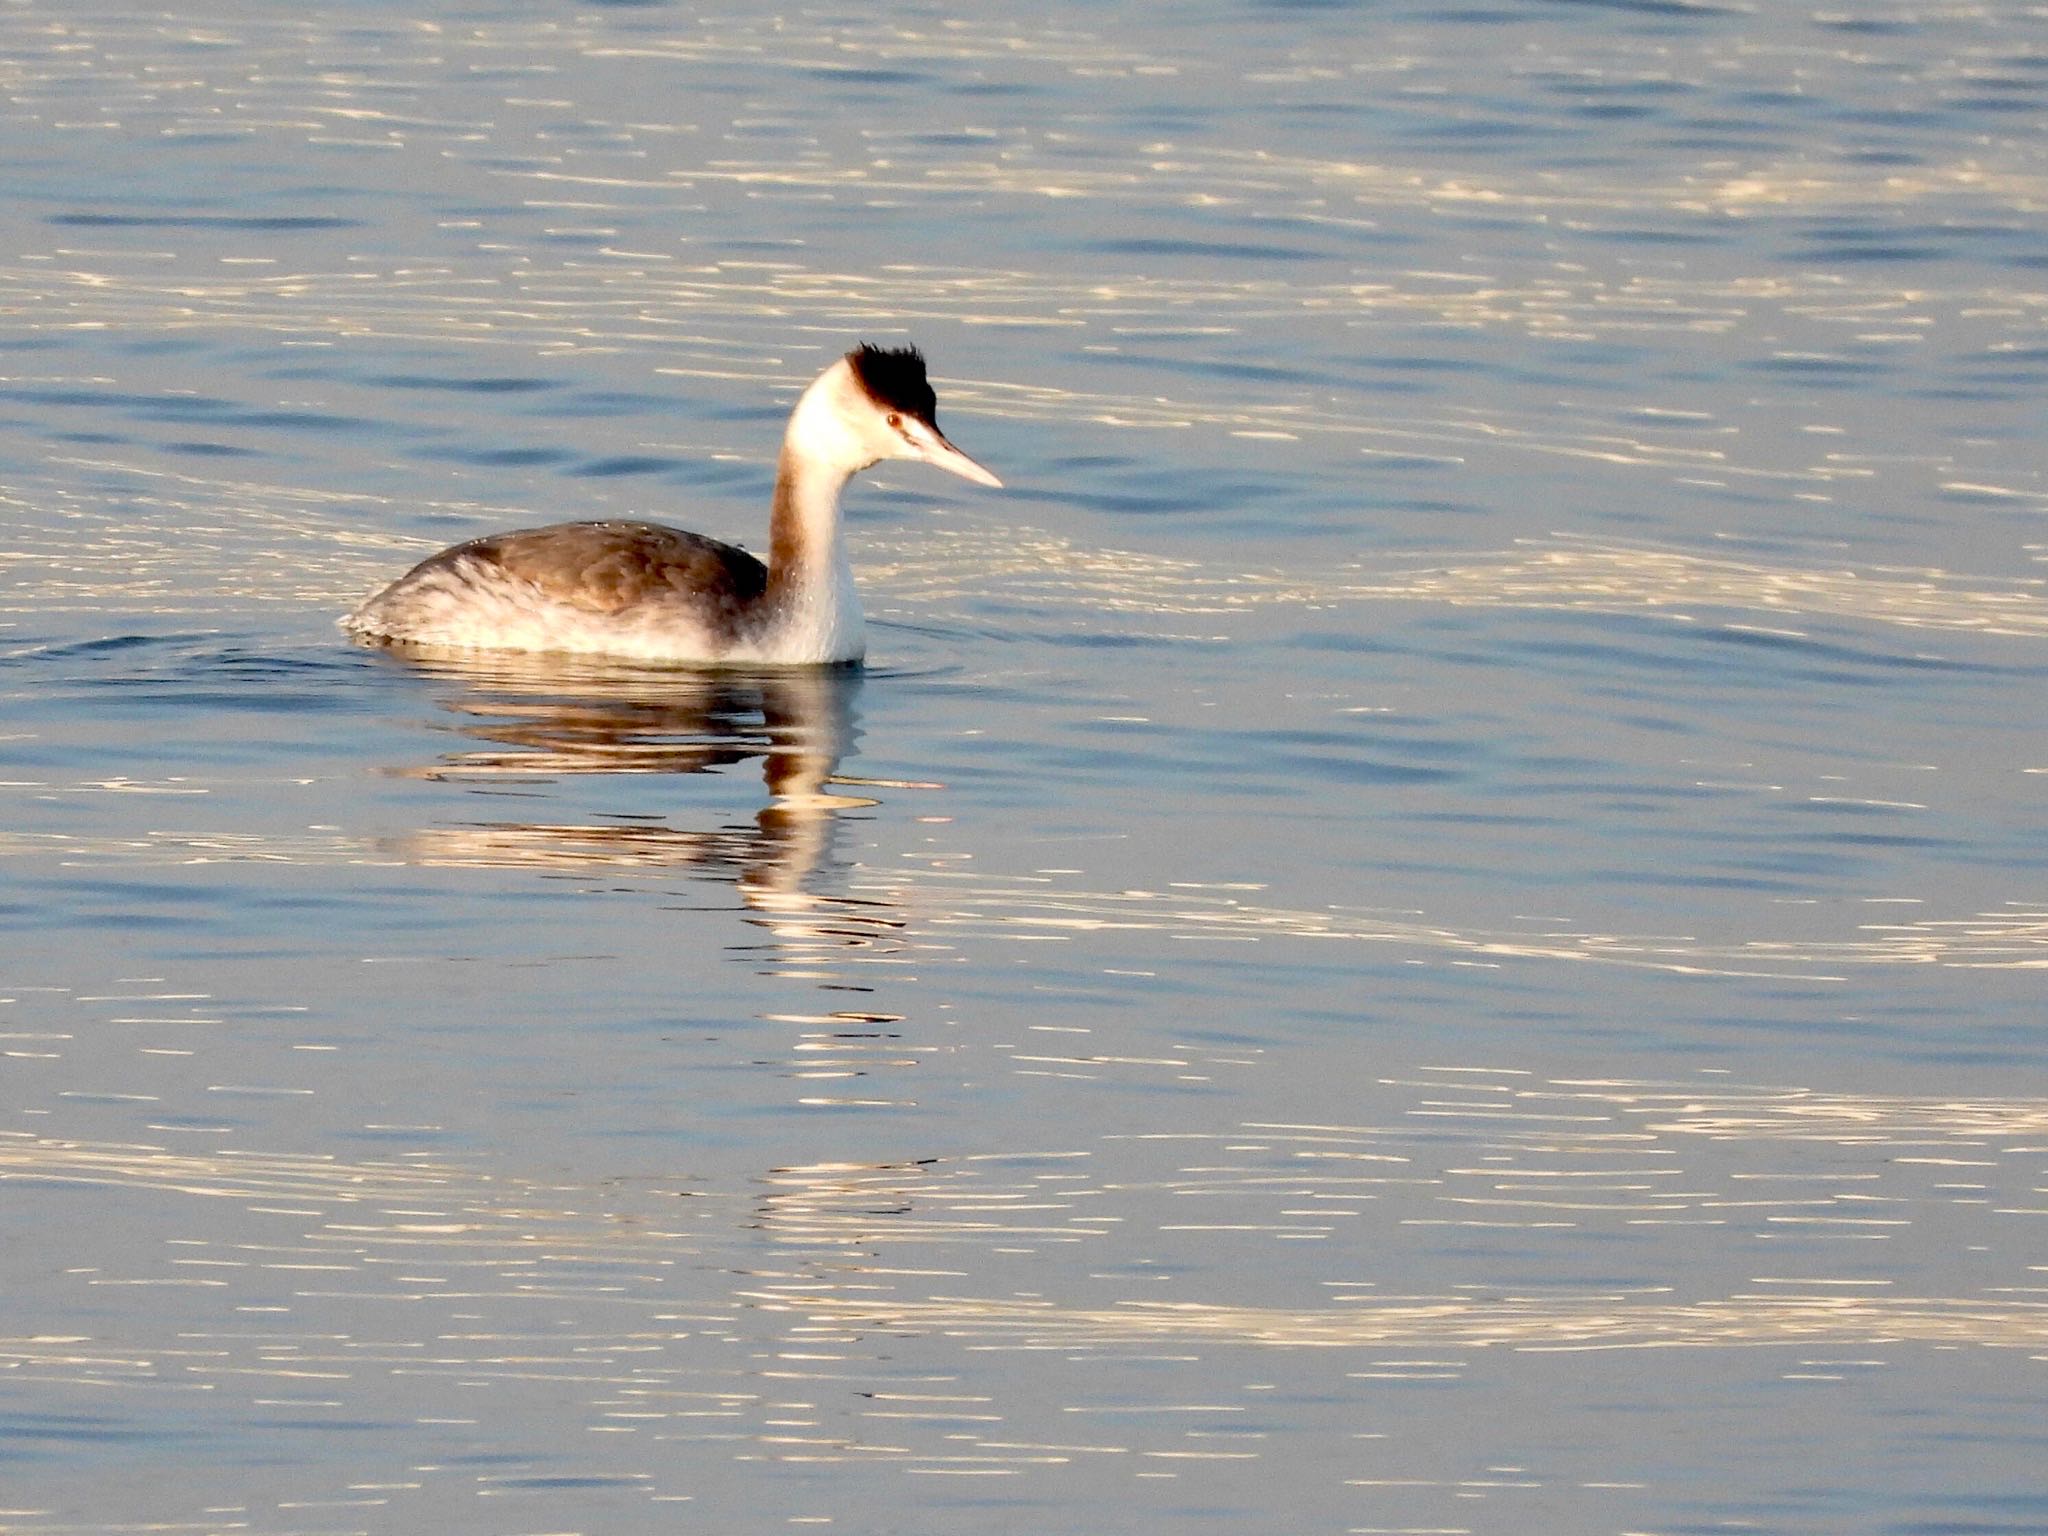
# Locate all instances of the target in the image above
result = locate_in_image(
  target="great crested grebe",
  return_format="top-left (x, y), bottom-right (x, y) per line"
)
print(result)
top-left (342, 344), bottom-right (1000, 665)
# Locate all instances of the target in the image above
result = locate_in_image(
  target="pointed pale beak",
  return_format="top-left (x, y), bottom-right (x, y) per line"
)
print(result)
top-left (903, 417), bottom-right (1003, 488)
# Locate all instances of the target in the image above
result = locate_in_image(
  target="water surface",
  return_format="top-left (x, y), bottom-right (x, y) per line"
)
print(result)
top-left (2, 3), bottom-right (2046, 1533)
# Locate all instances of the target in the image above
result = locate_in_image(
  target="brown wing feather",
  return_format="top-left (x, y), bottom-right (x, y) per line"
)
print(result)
top-left (449, 520), bottom-right (767, 615)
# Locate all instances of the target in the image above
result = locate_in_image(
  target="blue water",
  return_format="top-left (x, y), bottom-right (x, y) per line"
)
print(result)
top-left (3, 3), bottom-right (2046, 1532)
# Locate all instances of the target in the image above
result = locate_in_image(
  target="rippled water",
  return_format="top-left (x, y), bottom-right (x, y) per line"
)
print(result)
top-left (3, 3), bottom-right (2046, 1533)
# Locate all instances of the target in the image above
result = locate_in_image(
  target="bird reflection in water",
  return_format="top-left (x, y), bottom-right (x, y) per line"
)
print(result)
top-left (370, 652), bottom-right (899, 928)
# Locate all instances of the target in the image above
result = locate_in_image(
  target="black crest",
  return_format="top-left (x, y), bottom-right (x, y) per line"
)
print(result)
top-left (847, 343), bottom-right (938, 424)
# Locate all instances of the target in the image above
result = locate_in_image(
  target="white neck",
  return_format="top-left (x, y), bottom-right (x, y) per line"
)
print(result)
top-left (764, 364), bottom-right (870, 662)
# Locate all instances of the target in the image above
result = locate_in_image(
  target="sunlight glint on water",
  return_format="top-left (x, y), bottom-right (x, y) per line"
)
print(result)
top-left (1, 2), bottom-right (2045, 1533)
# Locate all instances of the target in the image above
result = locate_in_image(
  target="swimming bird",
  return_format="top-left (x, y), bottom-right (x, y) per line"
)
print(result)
top-left (342, 344), bottom-right (1000, 664)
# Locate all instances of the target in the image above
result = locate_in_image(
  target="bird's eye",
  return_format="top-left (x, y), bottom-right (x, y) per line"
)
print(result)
top-left (886, 412), bottom-right (903, 430)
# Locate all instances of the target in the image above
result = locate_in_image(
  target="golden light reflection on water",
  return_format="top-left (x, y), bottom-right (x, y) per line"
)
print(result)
top-left (0, 1132), bottom-right (466, 1207)
top-left (864, 525), bottom-right (2048, 637)
top-left (881, 875), bottom-right (2048, 978)
top-left (4, 1068), bottom-right (2043, 1420)
top-left (735, 1074), bottom-right (2048, 1358)
top-left (2, 823), bottom-right (2042, 981)
top-left (0, 257), bottom-right (1971, 357)
top-left (6, 456), bottom-right (2044, 644)
top-left (737, 1290), bottom-right (2048, 1354)
top-left (3, 811), bottom-right (2042, 980)
top-left (2, 5), bottom-right (2043, 1524)
top-left (0, 6), bottom-right (2037, 231)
